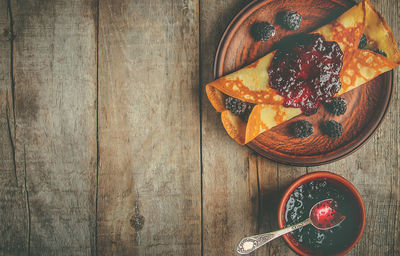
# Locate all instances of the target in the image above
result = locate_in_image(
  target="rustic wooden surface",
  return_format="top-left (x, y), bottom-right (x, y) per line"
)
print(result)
top-left (0, 0), bottom-right (398, 255)
top-left (97, 0), bottom-right (201, 255)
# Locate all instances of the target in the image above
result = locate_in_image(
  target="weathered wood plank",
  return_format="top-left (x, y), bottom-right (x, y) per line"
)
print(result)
top-left (0, 0), bottom-right (397, 255)
top-left (200, 0), bottom-right (263, 254)
top-left (0, 0), bottom-right (26, 254)
top-left (0, 0), bottom-right (98, 255)
top-left (97, 1), bottom-right (201, 255)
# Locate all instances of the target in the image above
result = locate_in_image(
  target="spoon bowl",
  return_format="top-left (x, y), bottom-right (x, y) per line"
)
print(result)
top-left (309, 198), bottom-right (346, 230)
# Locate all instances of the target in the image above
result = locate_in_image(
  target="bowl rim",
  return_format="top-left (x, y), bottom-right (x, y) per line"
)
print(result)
top-left (277, 171), bottom-right (366, 256)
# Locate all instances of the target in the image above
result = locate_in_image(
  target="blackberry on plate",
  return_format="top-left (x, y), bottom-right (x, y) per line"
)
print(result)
top-left (358, 34), bottom-right (367, 49)
top-left (225, 96), bottom-right (253, 119)
top-left (325, 97), bottom-right (347, 116)
top-left (242, 104), bottom-right (254, 121)
top-left (281, 11), bottom-right (302, 30)
top-left (374, 49), bottom-right (387, 57)
top-left (291, 120), bottom-right (314, 138)
top-left (251, 22), bottom-right (275, 41)
top-left (322, 120), bottom-right (343, 138)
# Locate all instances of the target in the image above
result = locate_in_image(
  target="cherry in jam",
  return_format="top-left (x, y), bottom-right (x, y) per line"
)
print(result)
top-left (268, 34), bottom-right (343, 114)
top-left (285, 180), bottom-right (358, 254)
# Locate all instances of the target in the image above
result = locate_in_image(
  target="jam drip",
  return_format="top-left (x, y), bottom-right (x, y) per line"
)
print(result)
top-left (268, 34), bottom-right (343, 114)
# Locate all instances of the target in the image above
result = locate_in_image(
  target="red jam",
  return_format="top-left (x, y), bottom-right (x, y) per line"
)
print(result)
top-left (268, 34), bottom-right (343, 114)
top-left (310, 199), bottom-right (345, 229)
top-left (285, 180), bottom-right (358, 253)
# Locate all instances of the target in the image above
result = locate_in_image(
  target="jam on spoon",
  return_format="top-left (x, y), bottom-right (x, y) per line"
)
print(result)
top-left (236, 199), bottom-right (345, 255)
top-left (309, 199), bottom-right (346, 230)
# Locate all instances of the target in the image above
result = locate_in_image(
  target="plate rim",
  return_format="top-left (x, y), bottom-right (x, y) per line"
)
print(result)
top-left (212, 0), bottom-right (395, 166)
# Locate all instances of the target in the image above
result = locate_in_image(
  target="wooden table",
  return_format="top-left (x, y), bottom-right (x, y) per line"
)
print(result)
top-left (0, 0), bottom-right (398, 255)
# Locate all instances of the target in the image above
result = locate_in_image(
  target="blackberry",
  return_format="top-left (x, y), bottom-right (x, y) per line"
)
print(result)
top-left (251, 22), bottom-right (276, 41)
top-left (244, 106), bottom-right (255, 120)
top-left (291, 120), bottom-right (314, 138)
top-left (325, 97), bottom-right (347, 116)
top-left (225, 96), bottom-right (253, 119)
top-left (358, 34), bottom-right (387, 57)
top-left (374, 49), bottom-right (387, 57)
top-left (358, 34), bottom-right (367, 49)
top-left (321, 120), bottom-right (343, 138)
top-left (281, 11), bottom-right (302, 30)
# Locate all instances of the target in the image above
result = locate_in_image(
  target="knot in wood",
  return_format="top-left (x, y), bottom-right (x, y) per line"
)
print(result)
top-left (3, 29), bottom-right (16, 41)
top-left (130, 213), bottom-right (145, 231)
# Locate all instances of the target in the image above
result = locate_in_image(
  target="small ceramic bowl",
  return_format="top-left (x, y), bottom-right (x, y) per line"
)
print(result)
top-left (278, 171), bottom-right (366, 256)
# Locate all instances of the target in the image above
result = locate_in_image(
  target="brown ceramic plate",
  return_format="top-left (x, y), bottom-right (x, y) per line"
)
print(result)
top-left (214, 0), bottom-right (394, 166)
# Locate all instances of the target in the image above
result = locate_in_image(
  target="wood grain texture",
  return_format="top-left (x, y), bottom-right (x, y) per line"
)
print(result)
top-left (97, 0), bottom-right (201, 255)
top-left (200, 0), bottom-right (261, 255)
top-left (0, 0), bottom-right (26, 254)
top-left (0, 0), bottom-right (398, 255)
top-left (0, 0), bottom-right (98, 255)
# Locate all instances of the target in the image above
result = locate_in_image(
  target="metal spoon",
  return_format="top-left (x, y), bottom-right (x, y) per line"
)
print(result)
top-left (236, 198), bottom-right (346, 255)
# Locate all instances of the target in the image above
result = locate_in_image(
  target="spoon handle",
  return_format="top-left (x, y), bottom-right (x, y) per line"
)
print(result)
top-left (236, 218), bottom-right (312, 255)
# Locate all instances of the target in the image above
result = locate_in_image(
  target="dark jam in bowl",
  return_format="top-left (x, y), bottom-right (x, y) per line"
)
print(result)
top-left (284, 180), bottom-right (359, 254)
top-left (268, 34), bottom-right (343, 114)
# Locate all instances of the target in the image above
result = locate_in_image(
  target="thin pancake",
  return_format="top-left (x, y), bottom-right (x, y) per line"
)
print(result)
top-left (221, 110), bottom-right (247, 144)
top-left (362, 0), bottom-right (400, 64)
top-left (207, 52), bottom-right (283, 105)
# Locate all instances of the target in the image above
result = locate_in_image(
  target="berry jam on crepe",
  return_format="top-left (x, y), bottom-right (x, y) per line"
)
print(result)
top-left (268, 34), bottom-right (343, 114)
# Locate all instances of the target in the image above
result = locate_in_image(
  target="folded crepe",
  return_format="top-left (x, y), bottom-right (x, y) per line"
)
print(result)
top-left (206, 0), bottom-right (400, 144)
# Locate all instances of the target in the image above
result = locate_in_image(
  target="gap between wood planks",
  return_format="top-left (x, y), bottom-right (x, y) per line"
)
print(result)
top-left (6, 0), bottom-right (17, 187)
top-left (6, 0), bottom-right (15, 135)
top-left (6, 0), bottom-right (31, 254)
top-left (198, 0), bottom-right (205, 255)
top-left (23, 145), bottom-right (31, 255)
top-left (95, 0), bottom-right (100, 255)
